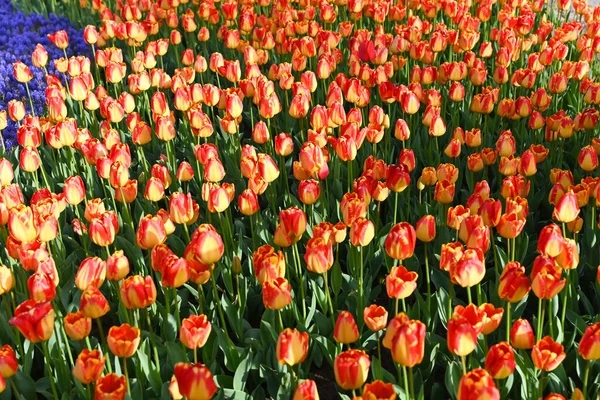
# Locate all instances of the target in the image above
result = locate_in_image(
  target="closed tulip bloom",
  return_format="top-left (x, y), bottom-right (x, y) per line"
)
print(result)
top-left (389, 317), bottom-right (426, 367)
top-left (252, 245), bottom-right (285, 284)
top-left (498, 262), bottom-right (531, 302)
top-left (108, 324), bottom-right (141, 358)
top-left (89, 211), bottom-right (118, 247)
top-left (136, 214), bottom-right (167, 250)
top-left (193, 225), bottom-right (224, 265)
top-left (537, 224), bottom-right (565, 257)
top-left (27, 272), bottom-right (56, 302)
top-left (340, 192), bottom-right (367, 226)
top-left (497, 213), bottom-right (526, 239)
top-left (64, 176), bottom-right (86, 205)
top-left (304, 237), bottom-right (334, 274)
top-left (385, 222), bottom-right (416, 261)
top-left (334, 350), bottom-right (370, 390)
top-left (161, 256), bottom-right (190, 288)
top-left (9, 300), bottom-right (55, 343)
top-left (485, 342), bottom-right (516, 379)
top-left (278, 207), bottom-right (307, 244)
top-left (578, 145), bottom-right (598, 171)
top-left (293, 379), bottom-right (320, 400)
top-left (180, 314), bottom-right (212, 349)
top-left (80, 286), bottom-right (110, 319)
top-left (0, 345), bottom-right (18, 378)
top-left (95, 373), bottom-right (127, 400)
top-left (144, 177), bottom-right (165, 202)
top-left (416, 215), bottom-right (436, 242)
top-left (532, 336), bottom-right (566, 372)
top-left (350, 217), bottom-right (375, 247)
top-left (73, 349), bottom-right (105, 384)
top-left (434, 179), bottom-right (456, 204)
top-left (447, 314), bottom-right (479, 356)
top-left (386, 164), bottom-right (411, 192)
top-left (510, 319), bottom-right (536, 349)
top-left (170, 192), bottom-right (197, 224)
top-left (64, 311), bottom-right (92, 341)
top-left (75, 257), bottom-right (106, 291)
top-left (553, 190), bottom-right (580, 223)
top-left (120, 275), bottom-right (157, 309)
top-left (106, 250), bottom-right (130, 281)
top-left (0, 265), bottom-right (15, 296)
top-left (386, 266), bottom-right (418, 300)
top-left (364, 305), bottom-right (388, 332)
top-left (480, 303), bottom-right (504, 335)
top-left (334, 311), bottom-right (360, 344)
top-left (262, 277), bottom-right (292, 310)
top-left (276, 328), bottom-right (309, 366)
top-left (450, 248), bottom-right (485, 288)
top-left (237, 189), bottom-right (260, 216)
top-left (578, 322), bottom-right (600, 360)
top-left (531, 255), bottom-right (566, 299)
top-left (173, 362), bottom-right (218, 400)
top-left (298, 179), bottom-right (321, 205)
top-left (457, 369), bottom-right (500, 400)
top-left (8, 205), bottom-right (38, 243)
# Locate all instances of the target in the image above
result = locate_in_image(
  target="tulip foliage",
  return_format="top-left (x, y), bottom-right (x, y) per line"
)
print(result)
top-left (0, 0), bottom-right (600, 398)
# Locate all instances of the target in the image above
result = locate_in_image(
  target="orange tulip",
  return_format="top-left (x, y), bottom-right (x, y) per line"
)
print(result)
top-left (334, 350), bottom-right (370, 390)
top-left (334, 311), bottom-right (360, 344)
top-left (0, 345), bottom-right (18, 378)
top-left (252, 245), bottom-right (285, 284)
top-left (578, 322), bottom-right (600, 360)
top-left (457, 369), bottom-right (500, 400)
top-left (362, 380), bottom-right (396, 400)
top-left (74, 257), bottom-right (106, 291)
top-left (484, 342), bottom-right (515, 379)
top-left (363, 305), bottom-right (388, 332)
top-left (80, 286), bottom-right (110, 319)
top-left (498, 262), bottom-right (531, 302)
top-left (276, 328), bottom-right (309, 366)
top-left (95, 373), bottom-right (127, 400)
top-left (385, 265), bottom-right (418, 300)
top-left (531, 255), bottom-right (566, 299)
top-left (64, 311), bottom-right (92, 341)
top-left (447, 313), bottom-right (478, 357)
top-left (293, 379), bottom-right (320, 400)
top-left (120, 275), bottom-right (157, 309)
top-left (385, 223), bottom-right (416, 261)
top-left (173, 362), bottom-right (218, 400)
top-left (72, 349), bottom-right (105, 384)
top-left (107, 323), bottom-right (141, 358)
top-left (180, 314), bottom-right (212, 350)
top-left (510, 319), bottom-right (536, 350)
top-left (532, 336), bottom-right (566, 371)
top-left (262, 277), bottom-right (292, 310)
top-left (9, 300), bottom-right (54, 343)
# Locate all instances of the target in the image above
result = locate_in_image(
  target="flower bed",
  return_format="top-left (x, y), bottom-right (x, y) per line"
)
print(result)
top-left (0, 0), bottom-right (599, 399)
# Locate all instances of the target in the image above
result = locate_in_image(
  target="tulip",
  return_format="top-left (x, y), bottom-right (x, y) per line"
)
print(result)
top-left (106, 250), bottom-right (130, 281)
top-left (578, 322), bottom-right (600, 360)
top-left (293, 379), bottom-right (320, 400)
top-left (362, 380), bottom-right (397, 400)
top-left (388, 317), bottom-right (426, 367)
top-left (276, 328), bottom-right (309, 366)
top-left (480, 303), bottom-right (504, 335)
top-left (180, 315), bottom-right (212, 350)
top-left (385, 223), bottom-right (416, 261)
top-left (8, 205), bottom-right (38, 243)
top-left (120, 275), bottom-right (157, 309)
top-left (386, 266), bottom-right (418, 300)
top-left (532, 336), bottom-right (566, 372)
top-left (350, 217), bottom-right (375, 247)
top-left (447, 313), bottom-right (478, 357)
top-left (531, 255), bottom-right (566, 300)
top-left (485, 342), bottom-right (516, 379)
top-left (107, 324), bottom-right (141, 358)
top-left (334, 350), bottom-right (370, 390)
top-left (95, 373), bottom-right (127, 400)
top-left (9, 300), bottom-right (55, 343)
top-left (363, 305), bottom-right (388, 332)
top-left (298, 179), bottom-right (321, 205)
top-left (75, 257), bottom-right (106, 291)
top-left (136, 214), bottom-right (167, 250)
top-left (334, 311), bottom-right (359, 344)
top-left (64, 311), bottom-right (92, 341)
top-left (304, 237), bottom-right (334, 274)
top-left (553, 190), bottom-right (580, 223)
top-left (89, 211), bottom-right (118, 247)
top-left (252, 245), bottom-right (285, 284)
top-left (537, 224), bottom-right (565, 257)
top-left (193, 224), bottom-right (224, 265)
top-left (510, 319), bottom-right (536, 350)
top-left (80, 286), bottom-right (110, 319)
top-left (0, 265), bottom-right (15, 296)
top-left (0, 345), bottom-right (18, 378)
top-left (262, 277), bottom-right (292, 310)
top-left (72, 349), bottom-right (105, 384)
top-left (173, 362), bottom-right (218, 400)
top-left (450, 248), bottom-right (486, 289)
top-left (498, 262), bottom-right (531, 303)
top-left (457, 369), bottom-right (500, 400)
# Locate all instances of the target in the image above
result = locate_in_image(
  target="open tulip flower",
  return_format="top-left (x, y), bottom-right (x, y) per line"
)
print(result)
top-left (0, 0), bottom-right (599, 398)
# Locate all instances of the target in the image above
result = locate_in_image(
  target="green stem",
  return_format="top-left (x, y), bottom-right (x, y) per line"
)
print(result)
top-left (505, 302), bottom-right (511, 343)
top-left (409, 367), bottom-right (415, 400)
top-left (145, 309), bottom-right (161, 374)
top-left (402, 365), bottom-right (410, 400)
top-left (42, 341), bottom-right (59, 400)
top-left (467, 286), bottom-right (473, 304)
top-left (583, 360), bottom-right (590, 398)
top-left (461, 355), bottom-right (467, 375)
top-left (292, 243), bottom-right (307, 324)
top-left (123, 358), bottom-right (130, 395)
top-left (424, 243), bottom-right (431, 313)
top-left (560, 269), bottom-right (570, 329)
top-left (211, 270), bottom-right (231, 342)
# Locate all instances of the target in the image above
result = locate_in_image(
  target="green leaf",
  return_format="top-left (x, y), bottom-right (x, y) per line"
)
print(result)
top-left (166, 342), bottom-right (188, 366)
top-left (13, 371), bottom-right (37, 400)
top-left (233, 350), bottom-right (251, 391)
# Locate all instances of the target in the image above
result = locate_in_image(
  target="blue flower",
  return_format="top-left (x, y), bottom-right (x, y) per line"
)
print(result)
top-left (0, 2), bottom-right (90, 149)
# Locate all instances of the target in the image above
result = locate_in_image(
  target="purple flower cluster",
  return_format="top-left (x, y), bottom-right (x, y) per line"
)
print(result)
top-left (0, 2), bottom-right (90, 149)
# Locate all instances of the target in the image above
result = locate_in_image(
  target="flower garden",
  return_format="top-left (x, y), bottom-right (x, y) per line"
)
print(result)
top-left (0, 0), bottom-right (599, 398)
